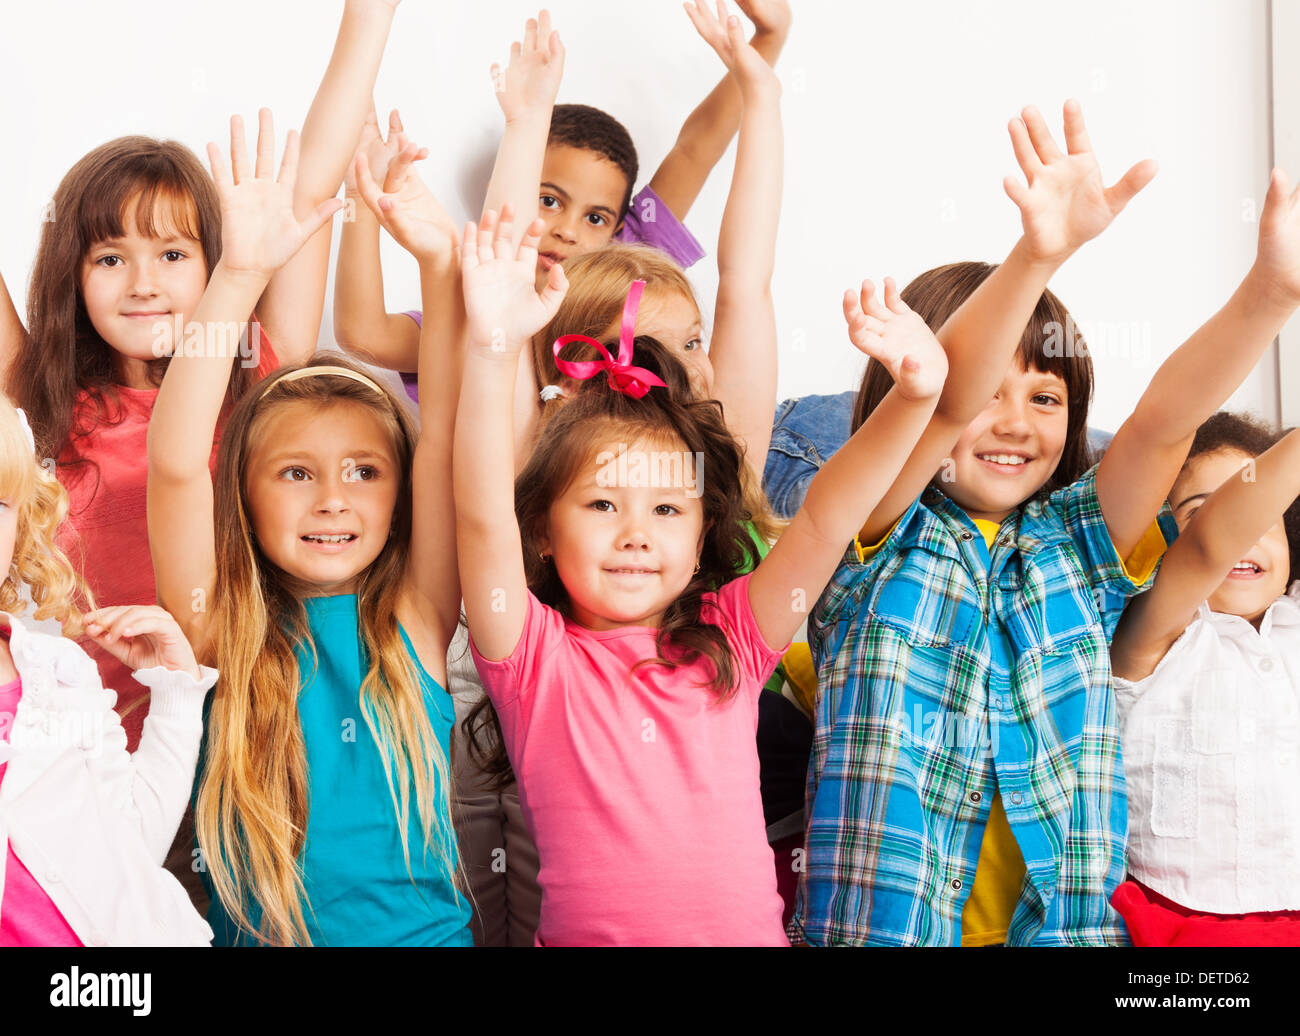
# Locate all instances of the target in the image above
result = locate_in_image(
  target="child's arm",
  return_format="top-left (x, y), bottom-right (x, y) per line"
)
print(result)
top-left (334, 109), bottom-right (422, 371)
top-left (647, 0), bottom-right (790, 222)
top-left (149, 112), bottom-right (340, 649)
top-left (1111, 427), bottom-right (1300, 682)
top-left (0, 267), bottom-right (23, 391)
top-left (748, 279), bottom-right (946, 649)
top-left (481, 11), bottom-right (564, 248)
top-left (78, 604), bottom-right (217, 863)
top-left (683, 2), bottom-right (782, 479)
top-left (455, 210), bottom-right (568, 662)
top-left (857, 101), bottom-right (1157, 544)
top-left (1095, 170), bottom-right (1300, 558)
top-left (354, 141), bottom-right (465, 652)
top-left (255, 0), bottom-right (400, 366)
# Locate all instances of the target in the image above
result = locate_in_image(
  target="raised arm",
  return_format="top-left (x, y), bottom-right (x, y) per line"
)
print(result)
top-left (148, 111), bottom-right (340, 649)
top-left (256, 0), bottom-right (401, 365)
top-left (334, 108), bottom-right (423, 370)
top-left (354, 136), bottom-right (466, 652)
top-left (748, 279), bottom-right (946, 650)
top-left (683, 0), bottom-right (783, 479)
top-left (481, 11), bottom-right (565, 248)
top-left (647, 0), bottom-right (790, 221)
top-left (0, 267), bottom-right (23, 391)
top-left (1111, 427), bottom-right (1300, 681)
top-left (857, 101), bottom-right (1157, 544)
top-left (455, 209), bottom-right (568, 661)
top-left (1096, 169), bottom-right (1300, 557)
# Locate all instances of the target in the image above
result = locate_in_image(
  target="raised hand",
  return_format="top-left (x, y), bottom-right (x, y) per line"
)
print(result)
top-left (1003, 100), bottom-right (1156, 265)
top-left (355, 135), bottom-right (459, 261)
top-left (206, 109), bottom-right (343, 280)
top-left (844, 278), bottom-right (947, 401)
top-left (343, 108), bottom-right (405, 197)
top-left (82, 605), bottom-right (202, 680)
top-left (685, 0), bottom-right (780, 97)
top-left (735, 0), bottom-right (792, 38)
top-left (1254, 168), bottom-right (1300, 307)
top-left (461, 207), bottom-right (568, 351)
top-left (492, 10), bottom-right (565, 123)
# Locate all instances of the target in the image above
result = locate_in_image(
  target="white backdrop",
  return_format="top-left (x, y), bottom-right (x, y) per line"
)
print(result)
top-left (0, 0), bottom-right (1276, 431)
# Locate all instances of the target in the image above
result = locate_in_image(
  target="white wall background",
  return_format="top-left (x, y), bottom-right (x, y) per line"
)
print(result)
top-left (0, 0), bottom-right (1277, 431)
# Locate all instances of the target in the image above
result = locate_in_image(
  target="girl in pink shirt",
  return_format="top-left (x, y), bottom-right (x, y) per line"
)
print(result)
top-left (455, 151), bottom-right (951, 942)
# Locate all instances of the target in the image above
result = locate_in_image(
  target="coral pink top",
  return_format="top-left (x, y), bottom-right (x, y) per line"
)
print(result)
top-left (54, 334), bottom-right (279, 751)
top-left (471, 573), bottom-right (789, 946)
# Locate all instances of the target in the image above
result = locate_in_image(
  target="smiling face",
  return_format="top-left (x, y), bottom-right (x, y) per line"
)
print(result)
top-left (1170, 448), bottom-right (1291, 625)
top-left (602, 287), bottom-right (711, 397)
top-left (537, 435), bottom-right (705, 631)
top-left (78, 196), bottom-right (208, 385)
top-left (242, 399), bottom-right (402, 597)
top-left (536, 145), bottom-right (628, 278)
top-left (942, 358), bottom-right (1070, 523)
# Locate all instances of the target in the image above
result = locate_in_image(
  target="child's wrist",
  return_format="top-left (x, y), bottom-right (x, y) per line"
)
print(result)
top-left (1010, 236), bottom-right (1069, 275)
top-left (1243, 262), bottom-right (1300, 314)
top-left (211, 259), bottom-right (273, 290)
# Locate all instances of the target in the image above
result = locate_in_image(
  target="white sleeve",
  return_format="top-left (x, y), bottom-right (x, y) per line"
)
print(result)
top-left (87, 665), bottom-right (218, 865)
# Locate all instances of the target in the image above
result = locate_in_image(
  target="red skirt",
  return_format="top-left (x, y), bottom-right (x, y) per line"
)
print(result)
top-left (1112, 879), bottom-right (1300, 947)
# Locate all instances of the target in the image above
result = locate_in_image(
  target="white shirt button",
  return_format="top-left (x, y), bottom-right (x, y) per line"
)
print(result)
top-left (1260, 658), bottom-right (1275, 673)
top-left (89, 930), bottom-right (107, 947)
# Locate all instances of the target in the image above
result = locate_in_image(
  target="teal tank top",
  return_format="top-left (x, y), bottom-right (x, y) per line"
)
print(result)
top-left (205, 594), bottom-right (472, 946)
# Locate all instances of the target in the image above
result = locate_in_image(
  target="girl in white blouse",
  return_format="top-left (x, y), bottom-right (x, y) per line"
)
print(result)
top-left (1110, 411), bottom-right (1300, 945)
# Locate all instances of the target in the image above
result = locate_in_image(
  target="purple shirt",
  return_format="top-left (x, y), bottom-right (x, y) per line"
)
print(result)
top-left (400, 186), bottom-right (705, 403)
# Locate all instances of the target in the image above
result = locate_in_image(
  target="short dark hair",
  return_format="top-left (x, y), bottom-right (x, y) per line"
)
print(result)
top-left (548, 104), bottom-right (638, 218)
top-left (851, 261), bottom-right (1095, 499)
top-left (1187, 410), bottom-right (1300, 584)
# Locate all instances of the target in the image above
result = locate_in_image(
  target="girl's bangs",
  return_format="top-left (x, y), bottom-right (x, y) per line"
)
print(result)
top-left (81, 177), bottom-right (203, 250)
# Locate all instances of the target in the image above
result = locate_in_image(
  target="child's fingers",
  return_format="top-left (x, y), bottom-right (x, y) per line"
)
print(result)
top-left (276, 129), bottom-right (301, 188)
top-left (539, 261), bottom-right (569, 316)
top-left (206, 142), bottom-right (231, 189)
top-left (518, 217), bottom-right (546, 261)
top-left (230, 114), bottom-right (250, 184)
top-left (305, 198), bottom-right (344, 239)
top-left (860, 279), bottom-right (890, 321)
top-left (389, 108), bottom-right (404, 136)
top-left (477, 209), bottom-right (500, 259)
top-left (461, 221), bottom-right (480, 273)
top-left (254, 108), bottom-right (275, 180)
top-left (538, 9), bottom-right (552, 45)
top-left (1104, 157), bottom-right (1158, 214)
top-left (1008, 118), bottom-right (1041, 181)
top-left (882, 277), bottom-right (908, 315)
top-left (495, 207), bottom-right (517, 261)
top-left (1003, 175), bottom-right (1029, 209)
top-left (524, 16), bottom-right (538, 52)
top-left (1061, 99), bottom-right (1092, 156)
top-left (354, 153), bottom-right (382, 211)
top-left (1020, 105), bottom-right (1063, 164)
top-left (83, 605), bottom-right (129, 635)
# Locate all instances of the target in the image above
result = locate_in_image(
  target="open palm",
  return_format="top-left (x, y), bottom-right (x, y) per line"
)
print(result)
top-left (461, 208), bottom-right (568, 349)
top-left (207, 109), bottom-right (341, 278)
top-left (1005, 101), bottom-right (1156, 265)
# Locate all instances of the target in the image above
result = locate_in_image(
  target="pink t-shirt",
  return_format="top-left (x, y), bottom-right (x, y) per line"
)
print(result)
top-left (0, 672), bottom-right (82, 946)
top-left (54, 334), bottom-right (279, 751)
top-left (471, 572), bottom-right (789, 946)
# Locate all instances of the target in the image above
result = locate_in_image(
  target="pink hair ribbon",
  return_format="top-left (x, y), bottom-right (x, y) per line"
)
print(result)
top-left (551, 280), bottom-right (667, 399)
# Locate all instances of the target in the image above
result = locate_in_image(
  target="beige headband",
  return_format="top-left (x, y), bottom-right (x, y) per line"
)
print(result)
top-left (260, 365), bottom-right (387, 401)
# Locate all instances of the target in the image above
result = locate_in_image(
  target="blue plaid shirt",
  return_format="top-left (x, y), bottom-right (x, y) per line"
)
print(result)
top-left (792, 466), bottom-right (1176, 946)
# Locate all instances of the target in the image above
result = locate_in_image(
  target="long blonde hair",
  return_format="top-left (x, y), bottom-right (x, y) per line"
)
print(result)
top-left (194, 358), bottom-right (458, 946)
top-left (0, 395), bottom-right (91, 631)
top-left (531, 244), bottom-right (780, 542)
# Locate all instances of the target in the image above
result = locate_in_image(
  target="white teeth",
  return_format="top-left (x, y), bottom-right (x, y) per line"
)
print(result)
top-left (305, 534), bottom-right (354, 543)
top-left (978, 454), bottom-right (1027, 466)
top-left (1232, 562), bottom-right (1261, 573)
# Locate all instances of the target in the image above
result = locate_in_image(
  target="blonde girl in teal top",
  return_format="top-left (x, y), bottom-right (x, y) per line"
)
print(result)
top-left (148, 109), bottom-right (470, 945)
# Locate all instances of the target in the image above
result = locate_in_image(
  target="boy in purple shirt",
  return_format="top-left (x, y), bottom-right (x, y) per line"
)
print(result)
top-left (334, 3), bottom-right (791, 391)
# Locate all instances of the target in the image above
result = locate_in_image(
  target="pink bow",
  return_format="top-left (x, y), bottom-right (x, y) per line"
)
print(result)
top-left (552, 280), bottom-right (667, 399)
